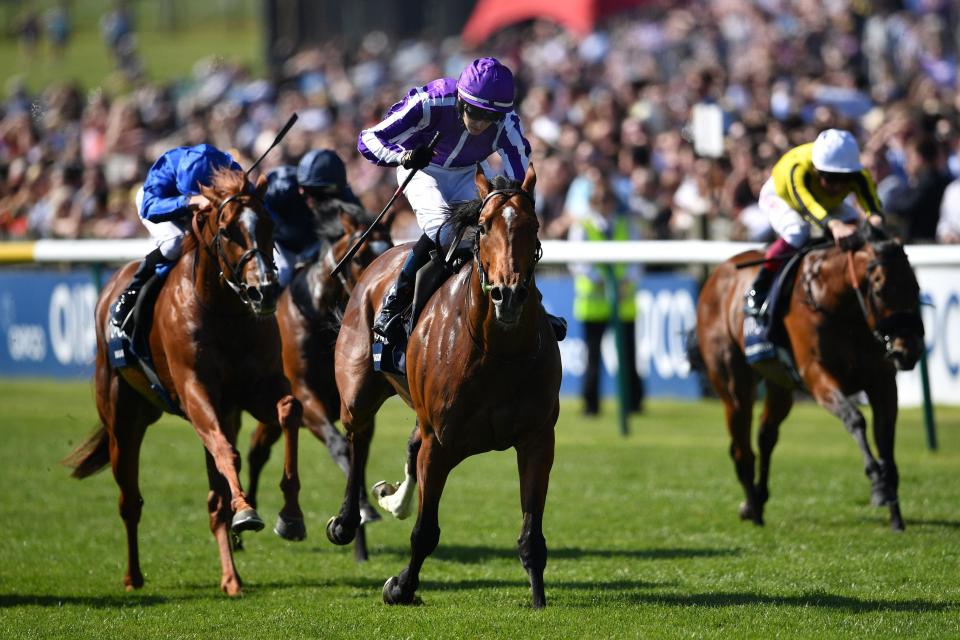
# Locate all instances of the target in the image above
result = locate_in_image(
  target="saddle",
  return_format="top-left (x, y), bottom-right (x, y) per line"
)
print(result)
top-left (107, 272), bottom-right (184, 415)
top-left (372, 234), bottom-right (474, 376)
top-left (742, 249), bottom-right (807, 389)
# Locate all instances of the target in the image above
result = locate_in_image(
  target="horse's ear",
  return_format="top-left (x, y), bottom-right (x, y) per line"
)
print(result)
top-left (254, 174), bottom-right (268, 198)
top-left (199, 183), bottom-right (217, 204)
top-left (338, 208), bottom-right (357, 235)
top-left (521, 162), bottom-right (537, 195)
top-left (475, 164), bottom-right (491, 200)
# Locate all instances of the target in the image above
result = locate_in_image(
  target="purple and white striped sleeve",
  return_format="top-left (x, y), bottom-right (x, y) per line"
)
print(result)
top-left (357, 87), bottom-right (432, 167)
top-left (495, 112), bottom-right (532, 182)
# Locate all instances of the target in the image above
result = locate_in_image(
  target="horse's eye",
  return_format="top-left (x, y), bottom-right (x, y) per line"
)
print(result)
top-left (478, 223), bottom-right (486, 235)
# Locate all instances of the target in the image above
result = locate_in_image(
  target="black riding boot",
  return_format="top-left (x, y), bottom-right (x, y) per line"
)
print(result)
top-left (373, 235), bottom-right (433, 345)
top-left (743, 266), bottom-right (775, 317)
top-left (112, 248), bottom-right (165, 333)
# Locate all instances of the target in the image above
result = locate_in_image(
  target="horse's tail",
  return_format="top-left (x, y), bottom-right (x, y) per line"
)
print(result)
top-left (685, 328), bottom-right (706, 373)
top-left (62, 426), bottom-right (111, 479)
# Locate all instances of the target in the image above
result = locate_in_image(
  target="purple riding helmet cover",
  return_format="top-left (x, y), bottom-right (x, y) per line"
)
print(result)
top-left (457, 57), bottom-right (515, 114)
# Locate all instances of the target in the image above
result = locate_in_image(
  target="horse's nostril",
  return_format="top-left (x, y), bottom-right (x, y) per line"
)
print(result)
top-left (247, 287), bottom-right (263, 303)
top-left (516, 286), bottom-right (528, 304)
top-left (490, 287), bottom-right (503, 302)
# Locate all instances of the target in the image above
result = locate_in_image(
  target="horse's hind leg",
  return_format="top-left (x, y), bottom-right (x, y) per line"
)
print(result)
top-left (755, 382), bottom-right (793, 524)
top-left (373, 423), bottom-right (421, 520)
top-left (103, 375), bottom-right (158, 590)
top-left (383, 433), bottom-right (451, 606)
top-left (709, 360), bottom-right (760, 524)
top-left (515, 427), bottom-right (555, 609)
top-left (867, 376), bottom-right (904, 531)
top-left (204, 447), bottom-right (243, 596)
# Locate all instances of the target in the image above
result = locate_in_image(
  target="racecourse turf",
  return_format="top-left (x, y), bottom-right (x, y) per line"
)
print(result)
top-left (0, 379), bottom-right (957, 639)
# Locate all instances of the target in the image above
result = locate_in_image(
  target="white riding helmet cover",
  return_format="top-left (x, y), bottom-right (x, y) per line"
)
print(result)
top-left (811, 129), bottom-right (863, 173)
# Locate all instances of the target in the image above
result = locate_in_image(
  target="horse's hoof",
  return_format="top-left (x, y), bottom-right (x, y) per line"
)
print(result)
top-left (372, 480), bottom-right (397, 500)
top-left (382, 576), bottom-right (420, 605)
top-left (738, 501), bottom-right (754, 521)
top-left (274, 515), bottom-right (306, 541)
top-left (360, 504), bottom-right (382, 525)
top-left (231, 531), bottom-right (244, 551)
top-left (326, 516), bottom-right (355, 546)
top-left (124, 573), bottom-right (144, 591)
top-left (231, 508), bottom-right (265, 534)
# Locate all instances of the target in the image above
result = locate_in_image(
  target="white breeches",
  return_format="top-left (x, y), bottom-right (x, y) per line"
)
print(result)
top-left (758, 177), bottom-right (860, 248)
top-left (397, 162), bottom-right (489, 245)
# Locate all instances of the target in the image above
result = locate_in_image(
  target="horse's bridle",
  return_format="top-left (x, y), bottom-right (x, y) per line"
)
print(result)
top-left (845, 251), bottom-right (924, 355)
top-left (192, 190), bottom-right (276, 301)
top-left (473, 188), bottom-right (542, 295)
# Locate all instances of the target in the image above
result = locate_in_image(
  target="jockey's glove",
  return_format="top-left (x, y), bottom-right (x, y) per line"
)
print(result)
top-left (400, 146), bottom-right (433, 171)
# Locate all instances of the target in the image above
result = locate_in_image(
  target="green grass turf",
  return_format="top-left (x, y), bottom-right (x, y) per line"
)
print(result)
top-left (0, 379), bottom-right (957, 639)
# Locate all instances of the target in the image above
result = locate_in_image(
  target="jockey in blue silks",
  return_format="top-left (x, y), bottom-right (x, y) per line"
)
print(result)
top-left (265, 149), bottom-right (363, 288)
top-left (357, 56), bottom-right (533, 344)
top-left (112, 144), bottom-right (240, 333)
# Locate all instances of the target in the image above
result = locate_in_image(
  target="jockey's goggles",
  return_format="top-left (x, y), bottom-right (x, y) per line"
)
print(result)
top-left (818, 170), bottom-right (856, 184)
top-left (462, 103), bottom-right (504, 123)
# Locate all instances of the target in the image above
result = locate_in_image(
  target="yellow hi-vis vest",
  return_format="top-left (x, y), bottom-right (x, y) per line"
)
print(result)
top-left (573, 216), bottom-right (637, 322)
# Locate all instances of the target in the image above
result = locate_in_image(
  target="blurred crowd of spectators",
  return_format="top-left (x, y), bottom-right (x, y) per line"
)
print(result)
top-left (2, 0), bottom-right (960, 245)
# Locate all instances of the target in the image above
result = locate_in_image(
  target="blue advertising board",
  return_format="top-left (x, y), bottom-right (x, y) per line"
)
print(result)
top-left (0, 268), bottom-right (701, 398)
top-left (538, 272), bottom-right (701, 399)
top-left (0, 270), bottom-right (100, 378)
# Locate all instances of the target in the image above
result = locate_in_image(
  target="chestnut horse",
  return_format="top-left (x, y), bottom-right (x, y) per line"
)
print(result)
top-left (326, 166), bottom-right (561, 608)
top-left (245, 207), bottom-right (392, 560)
top-left (691, 233), bottom-right (923, 531)
top-left (65, 168), bottom-right (304, 595)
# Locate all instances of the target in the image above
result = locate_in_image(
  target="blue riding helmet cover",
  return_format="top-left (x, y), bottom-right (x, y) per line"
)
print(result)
top-left (175, 144), bottom-right (237, 195)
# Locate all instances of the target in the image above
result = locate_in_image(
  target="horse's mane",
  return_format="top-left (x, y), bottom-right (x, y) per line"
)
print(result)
top-left (436, 175), bottom-right (523, 245)
top-left (209, 166), bottom-right (247, 198)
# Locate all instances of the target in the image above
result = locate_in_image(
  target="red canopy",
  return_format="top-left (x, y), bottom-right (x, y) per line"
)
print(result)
top-left (462, 0), bottom-right (648, 45)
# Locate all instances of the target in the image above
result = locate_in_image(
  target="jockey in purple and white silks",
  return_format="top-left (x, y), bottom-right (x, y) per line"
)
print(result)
top-left (358, 56), bottom-right (532, 344)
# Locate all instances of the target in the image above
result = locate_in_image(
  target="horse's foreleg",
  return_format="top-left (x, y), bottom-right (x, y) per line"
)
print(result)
top-left (383, 433), bottom-right (450, 606)
top-left (867, 378), bottom-right (904, 531)
top-left (273, 394), bottom-right (306, 540)
top-left (326, 417), bottom-right (373, 546)
top-left (246, 421), bottom-right (282, 510)
top-left (720, 389), bottom-right (760, 524)
top-left (516, 427), bottom-right (555, 609)
top-left (373, 424), bottom-right (421, 520)
top-left (182, 386), bottom-right (261, 534)
top-left (756, 382), bottom-right (793, 523)
top-left (808, 367), bottom-right (885, 513)
top-left (204, 449), bottom-right (242, 596)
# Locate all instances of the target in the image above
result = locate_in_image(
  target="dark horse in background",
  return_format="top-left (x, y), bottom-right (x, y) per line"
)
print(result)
top-left (244, 206), bottom-right (392, 561)
top-left (326, 166), bottom-right (562, 608)
top-left (65, 168), bottom-right (304, 595)
top-left (690, 230), bottom-right (924, 531)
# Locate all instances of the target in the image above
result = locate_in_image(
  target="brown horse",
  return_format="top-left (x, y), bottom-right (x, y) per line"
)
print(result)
top-left (245, 207), bottom-right (392, 560)
top-left (326, 165), bottom-right (561, 608)
top-left (691, 233), bottom-right (924, 531)
top-left (65, 167), bottom-right (304, 595)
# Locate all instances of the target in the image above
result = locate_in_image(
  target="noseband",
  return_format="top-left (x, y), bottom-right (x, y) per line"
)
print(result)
top-left (473, 188), bottom-right (542, 295)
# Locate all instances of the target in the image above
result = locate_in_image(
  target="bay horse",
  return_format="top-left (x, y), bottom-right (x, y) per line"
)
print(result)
top-left (65, 167), bottom-right (304, 595)
top-left (691, 231), bottom-right (924, 531)
top-left (326, 165), bottom-right (562, 608)
top-left (245, 206), bottom-right (393, 560)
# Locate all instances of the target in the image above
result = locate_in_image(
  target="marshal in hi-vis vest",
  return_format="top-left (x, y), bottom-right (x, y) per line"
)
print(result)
top-left (573, 216), bottom-right (637, 323)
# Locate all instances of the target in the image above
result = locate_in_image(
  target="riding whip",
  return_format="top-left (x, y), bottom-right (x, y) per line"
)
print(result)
top-left (331, 131), bottom-right (441, 278)
top-left (244, 112), bottom-right (299, 181)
